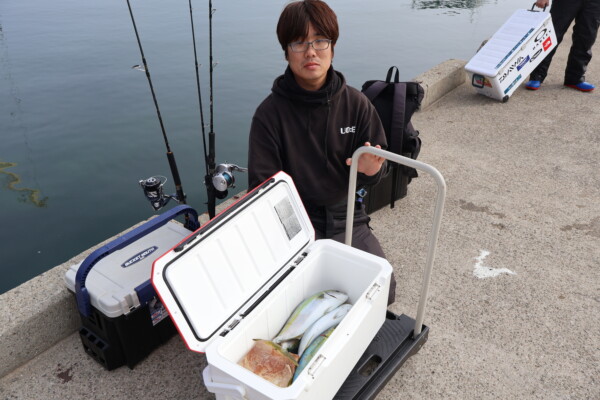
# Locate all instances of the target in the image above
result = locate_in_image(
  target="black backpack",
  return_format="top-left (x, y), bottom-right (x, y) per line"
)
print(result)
top-left (360, 66), bottom-right (424, 213)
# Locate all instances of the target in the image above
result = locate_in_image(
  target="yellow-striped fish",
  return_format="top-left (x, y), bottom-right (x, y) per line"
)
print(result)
top-left (272, 290), bottom-right (347, 344)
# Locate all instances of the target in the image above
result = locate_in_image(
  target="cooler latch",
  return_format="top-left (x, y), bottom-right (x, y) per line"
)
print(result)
top-left (366, 283), bottom-right (381, 300)
top-left (307, 354), bottom-right (326, 378)
top-left (221, 252), bottom-right (309, 337)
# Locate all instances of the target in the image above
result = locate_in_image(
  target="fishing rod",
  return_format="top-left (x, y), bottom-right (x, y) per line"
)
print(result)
top-left (126, 0), bottom-right (187, 212)
top-left (199, 0), bottom-right (246, 219)
top-left (188, 0), bottom-right (209, 178)
top-left (129, 0), bottom-right (246, 219)
top-left (206, 0), bottom-right (217, 218)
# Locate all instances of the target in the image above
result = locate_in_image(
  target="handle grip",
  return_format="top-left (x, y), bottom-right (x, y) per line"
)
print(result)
top-left (345, 147), bottom-right (446, 337)
top-left (530, 2), bottom-right (547, 12)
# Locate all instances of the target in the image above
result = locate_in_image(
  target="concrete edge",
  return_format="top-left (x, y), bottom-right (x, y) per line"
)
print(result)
top-left (0, 58), bottom-right (468, 378)
top-left (413, 59), bottom-right (468, 111)
top-left (0, 193), bottom-right (246, 378)
top-left (0, 218), bottom-right (152, 378)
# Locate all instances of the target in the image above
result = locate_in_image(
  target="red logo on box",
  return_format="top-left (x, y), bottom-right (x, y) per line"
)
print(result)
top-left (543, 37), bottom-right (553, 51)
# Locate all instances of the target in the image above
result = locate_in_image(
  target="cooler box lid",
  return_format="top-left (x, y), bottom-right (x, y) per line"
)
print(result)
top-left (152, 171), bottom-right (315, 353)
top-left (465, 9), bottom-right (550, 77)
top-left (65, 220), bottom-right (193, 318)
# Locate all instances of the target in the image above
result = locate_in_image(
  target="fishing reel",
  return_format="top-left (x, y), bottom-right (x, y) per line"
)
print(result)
top-left (139, 176), bottom-right (181, 211)
top-left (211, 163), bottom-right (247, 199)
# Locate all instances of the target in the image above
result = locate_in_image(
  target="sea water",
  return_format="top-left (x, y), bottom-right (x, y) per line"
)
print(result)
top-left (0, 0), bottom-right (526, 293)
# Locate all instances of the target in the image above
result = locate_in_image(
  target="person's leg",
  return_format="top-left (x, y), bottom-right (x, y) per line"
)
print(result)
top-left (314, 203), bottom-right (397, 305)
top-left (563, 0), bottom-right (600, 85)
top-left (529, 0), bottom-right (580, 83)
top-left (329, 224), bottom-right (397, 306)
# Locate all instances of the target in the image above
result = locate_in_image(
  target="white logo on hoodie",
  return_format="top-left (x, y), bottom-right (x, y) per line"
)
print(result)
top-left (340, 126), bottom-right (356, 135)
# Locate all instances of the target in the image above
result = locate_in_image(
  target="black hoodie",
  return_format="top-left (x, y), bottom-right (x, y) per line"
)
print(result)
top-left (248, 66), bottom-right (386, 213)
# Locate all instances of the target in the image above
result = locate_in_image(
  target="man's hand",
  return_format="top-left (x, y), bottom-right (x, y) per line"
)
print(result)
top-left (345, 142), bottom-right (385, 176)
top-left (535, 0), bottom-right (549, 8)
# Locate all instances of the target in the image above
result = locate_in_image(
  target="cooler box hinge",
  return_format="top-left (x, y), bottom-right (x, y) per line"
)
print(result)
top-left (219, 252), bottom-right (308, 337)
top-left (294, 251), bottom-right (308, 265)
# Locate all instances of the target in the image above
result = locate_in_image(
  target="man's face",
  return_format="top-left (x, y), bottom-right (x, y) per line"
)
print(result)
top-left (287, 22), bottom-right (333, 91)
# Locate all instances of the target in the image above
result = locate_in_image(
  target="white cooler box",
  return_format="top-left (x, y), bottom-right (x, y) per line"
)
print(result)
top-left (465, 7), bottom-right (557, 101)
top-left (152, 171), bottom-right (393, 400)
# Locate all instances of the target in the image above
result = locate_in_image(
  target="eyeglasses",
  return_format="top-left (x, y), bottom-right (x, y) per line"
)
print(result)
top-left (288, 39), bottom-right (332, 53)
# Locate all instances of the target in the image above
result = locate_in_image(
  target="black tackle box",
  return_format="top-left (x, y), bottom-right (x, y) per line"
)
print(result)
top-left (64, 205), bottom-right (200, 370)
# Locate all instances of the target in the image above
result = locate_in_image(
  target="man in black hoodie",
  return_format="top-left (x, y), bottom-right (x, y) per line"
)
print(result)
top-left (248, 0), bottom-right (396, 304)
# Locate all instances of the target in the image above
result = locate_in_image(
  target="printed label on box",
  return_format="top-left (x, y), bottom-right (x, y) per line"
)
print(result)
top-left (121, 246), bottom-right (158, 268)
top-left (472, 75), bottom-right (493, 89)
top-left (517, 56), bottom-right (530, 71)
top-left (274, 198), bottom-right (301, 240)
top-left (531, 49), bottom-right (543, 62)
top-left (499, 56), bottom-right (525, 84)
top-left (472, 74), bottom-right (485, 88)
top-left (149, 297), bottom-right (170, 326)
top-left (504, 74), bottom-right (522, 95)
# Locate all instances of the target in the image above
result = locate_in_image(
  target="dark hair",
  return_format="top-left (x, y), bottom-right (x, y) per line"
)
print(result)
top-left (277, 0), bottom-right (339, 58)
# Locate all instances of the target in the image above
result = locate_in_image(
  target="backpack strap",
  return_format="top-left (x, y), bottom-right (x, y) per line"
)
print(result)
top-left (362, 80), bottom-right (388, 102)
top-left (386, 66), bottom-right (400, 83)
top-left (390, 82), bottom-right (407, 154)
top-left (362, 75), bottom-right (407, 209)
top-left (362, 81), bottom-right (407, 154)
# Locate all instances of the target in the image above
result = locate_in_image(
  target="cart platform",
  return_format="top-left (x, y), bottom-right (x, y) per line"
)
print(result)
top-left (334, 312), bottom-right (429, 400)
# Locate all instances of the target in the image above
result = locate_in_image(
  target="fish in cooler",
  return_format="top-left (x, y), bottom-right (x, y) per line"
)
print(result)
top-left (238, 340), bottom-right (299, 388)
top-left (297, 303), bottom-right (351, 357)
top-left (272, 290), bottom-right (347, 344)
top-left (293, 326), bottom-right (336, 381)
top-left (238, 290), bottom-right (351, 387)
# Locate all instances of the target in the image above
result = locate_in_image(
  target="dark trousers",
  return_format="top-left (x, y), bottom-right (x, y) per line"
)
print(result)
top-left (530, 0), bottom-right (600, 84)
top-left (309, 203), bottom-right (397, 306)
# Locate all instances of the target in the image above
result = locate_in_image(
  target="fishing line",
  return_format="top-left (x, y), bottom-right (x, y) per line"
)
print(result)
top-left (187, 0), bottom-right (209, 178)
top-left (209, 1), bottom-right (215, 139)
top-left (125, 0), bottom-right (186, 205)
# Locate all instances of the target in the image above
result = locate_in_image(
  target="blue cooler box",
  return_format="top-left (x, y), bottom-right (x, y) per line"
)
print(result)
top-left (65, 205), bottom-right (199, 370)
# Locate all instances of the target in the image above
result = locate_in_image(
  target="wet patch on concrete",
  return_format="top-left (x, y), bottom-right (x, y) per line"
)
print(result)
top-left (561, 217), bottom-right (600, 238)
top-left (571, 291), bottom-right (600, 304)
top-left (55, 365), bottom-right (73, 384)
top-left (459, 200), bottom-right (505, 218)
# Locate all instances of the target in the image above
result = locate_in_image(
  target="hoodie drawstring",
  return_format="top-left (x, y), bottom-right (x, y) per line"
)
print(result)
top-left (324, 91), bottom-right (331, 168)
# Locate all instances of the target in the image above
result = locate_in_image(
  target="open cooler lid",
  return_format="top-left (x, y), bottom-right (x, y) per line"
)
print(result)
top-left (152, 171), bottom-right (315, 352)
top-left (465, 9), bottom-right (550, 76)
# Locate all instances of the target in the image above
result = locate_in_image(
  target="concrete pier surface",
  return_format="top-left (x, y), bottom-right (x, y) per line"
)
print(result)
top-left (1, 28), bottom-right (599, 399)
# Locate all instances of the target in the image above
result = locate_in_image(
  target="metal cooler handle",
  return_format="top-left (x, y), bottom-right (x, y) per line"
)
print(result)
top-left (345, 147), bottom-right (446, 338)
top-left (75, 204), bottom-right (199, 318)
